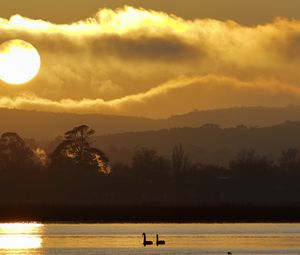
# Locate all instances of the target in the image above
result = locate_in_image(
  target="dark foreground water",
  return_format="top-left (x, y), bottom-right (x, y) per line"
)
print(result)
top-left (0, 223), bottom-right (300, 254)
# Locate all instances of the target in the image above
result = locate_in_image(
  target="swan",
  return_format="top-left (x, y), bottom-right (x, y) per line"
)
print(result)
top-left (142, 233), bottom-right (153, 246)
top-left (156, 234), bottom-right (165, 246)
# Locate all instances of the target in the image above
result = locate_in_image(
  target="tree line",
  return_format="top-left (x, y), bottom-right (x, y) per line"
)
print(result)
top-left (0, 125), bottom-right (300, 207)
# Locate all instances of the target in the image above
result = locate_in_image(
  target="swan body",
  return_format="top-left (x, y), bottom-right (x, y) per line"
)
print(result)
top-left (142, 232), bottom-right (153, 246)
top-left (156, 234), bottom-right (165, 246)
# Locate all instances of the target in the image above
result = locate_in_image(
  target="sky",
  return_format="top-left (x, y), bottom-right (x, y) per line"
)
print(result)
top-left (1, 1), bottom-right (300, 118)
top-left (2, 0), bottom-right (300, 25)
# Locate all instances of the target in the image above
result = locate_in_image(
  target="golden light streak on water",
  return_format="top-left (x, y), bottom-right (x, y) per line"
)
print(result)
top-left (0, 223), bottom-right (43, 249)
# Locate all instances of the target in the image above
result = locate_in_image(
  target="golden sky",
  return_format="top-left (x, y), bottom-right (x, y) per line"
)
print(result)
top-left (1, 2), bottom-right (300, 117)
top-left (2, 0), bottom-right (300, 25)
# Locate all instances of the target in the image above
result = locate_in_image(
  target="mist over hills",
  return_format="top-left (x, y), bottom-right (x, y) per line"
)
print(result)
top-left (1, 105), bottom-right (300, 141)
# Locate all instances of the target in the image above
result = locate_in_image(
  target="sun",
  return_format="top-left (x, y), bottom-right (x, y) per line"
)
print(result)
top-left (0, 39), bottom-right (41, 85)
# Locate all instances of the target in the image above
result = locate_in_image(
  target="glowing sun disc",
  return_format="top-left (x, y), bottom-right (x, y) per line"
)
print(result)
top-left (0, 39), bottom-right (41, 85)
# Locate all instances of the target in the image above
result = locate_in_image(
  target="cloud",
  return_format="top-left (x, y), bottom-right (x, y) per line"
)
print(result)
top-left (0, 6), bottom-right (300, 117)
top-left (1, 75), bottom-right (300, 117)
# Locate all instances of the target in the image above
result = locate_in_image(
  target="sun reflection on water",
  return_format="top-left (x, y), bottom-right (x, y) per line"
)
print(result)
top-left (0, 223), bottom-right (43, 249)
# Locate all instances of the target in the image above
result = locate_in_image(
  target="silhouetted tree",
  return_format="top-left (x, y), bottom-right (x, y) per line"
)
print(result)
top-left (51, 125), bottom-right (110, 174)
top-left (132, 147), bottom-right (170, 181)
top-left (279, 148), bottom-right (300, 171)
top-left (0, 132), bottom-right (34, 171)
top-left (229, 148), bottom-right (274, 203)
top-left (230, 149), bottom-right (272, 173)
top-left (171, 144), bottom-right (191, 179)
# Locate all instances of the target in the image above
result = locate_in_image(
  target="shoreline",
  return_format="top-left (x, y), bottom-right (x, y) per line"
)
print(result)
top-left (1, 205), bottom-right (300, 223)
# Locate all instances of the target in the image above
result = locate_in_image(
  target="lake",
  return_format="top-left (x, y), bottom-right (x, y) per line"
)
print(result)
top-left (0, 223), bottom-right (300, 254)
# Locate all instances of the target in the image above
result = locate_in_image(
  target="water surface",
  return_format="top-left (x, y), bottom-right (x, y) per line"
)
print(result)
top-left (0, 223), bottom-right (300, 254)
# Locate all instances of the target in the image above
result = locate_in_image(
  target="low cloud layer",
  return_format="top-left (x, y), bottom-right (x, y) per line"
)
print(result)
top-left (1, 6), bottom-right (300, 117)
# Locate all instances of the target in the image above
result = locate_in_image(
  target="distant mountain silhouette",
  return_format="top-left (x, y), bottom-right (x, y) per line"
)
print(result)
top-left (94, 120), bottom-right (300, 166)
top-left (1, 105), bottom-right (300, 140)
top-left (167, 105), bottom-right (300, 128)
top-left (0, 108), bottom-right (159, 140)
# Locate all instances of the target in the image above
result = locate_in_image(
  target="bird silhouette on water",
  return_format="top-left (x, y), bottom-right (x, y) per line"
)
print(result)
top-left (142, 233), bottom-right (153, 246)
top-left (156, 234), bottom-right (165, 246)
